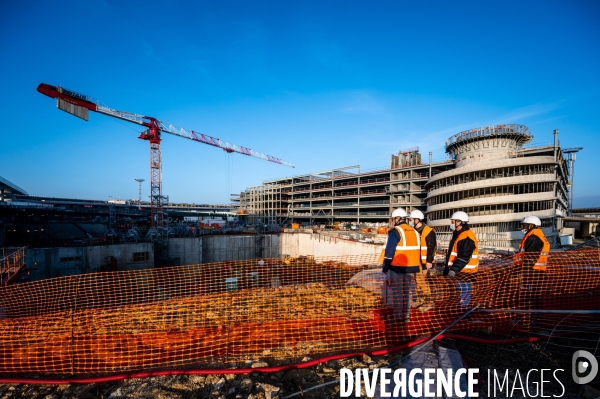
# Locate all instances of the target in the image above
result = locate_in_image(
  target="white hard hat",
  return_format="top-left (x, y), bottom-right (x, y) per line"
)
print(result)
top-left (521, 216), bottom-right (541, 226)
top-left (450, 211), bottom-right (469, 222)
top-left (409, 210), bottom-right (425, 220)
top-left (391, 208), bottom-right (407, 218)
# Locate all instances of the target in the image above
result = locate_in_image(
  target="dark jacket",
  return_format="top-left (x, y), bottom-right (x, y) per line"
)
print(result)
top-left (415, 223), bottom-right (436, 267)
top-left (521, 231), bottom-right (545, 268)
top-left (523, 234), bottom-right (545, 252)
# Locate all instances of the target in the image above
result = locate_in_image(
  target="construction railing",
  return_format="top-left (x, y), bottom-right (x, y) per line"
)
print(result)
top-left (445, 124), bottom-right (531, 147)
top-left (0, 249), bottom-right (599, 374)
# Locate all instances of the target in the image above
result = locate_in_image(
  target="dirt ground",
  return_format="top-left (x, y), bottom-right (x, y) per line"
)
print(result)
top-left (0, 372), bottom-right (300, 399)
top-left (0, 353), bottom-right (395, 399)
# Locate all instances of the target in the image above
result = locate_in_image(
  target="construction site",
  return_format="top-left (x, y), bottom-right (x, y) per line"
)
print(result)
top-left (1, 84), bottom-right (600, 398)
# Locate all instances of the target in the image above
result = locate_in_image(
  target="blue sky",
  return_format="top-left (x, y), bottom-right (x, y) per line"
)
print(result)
top-left (1, 1), bottom-right (599, 206)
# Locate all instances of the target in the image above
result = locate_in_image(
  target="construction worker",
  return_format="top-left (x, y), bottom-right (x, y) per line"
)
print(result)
top-left (515, 216), bottom-right (550, 270)
top-left (444, 211), bottom-right (479, 276)
top-left (516, 216), bottom-right (550, 325)
top-left (409, 210), bottom-right (436, 311)
top-left (443, 211), bottom-right (479, 313)
top-left (380, 208), bottom-right (421, 322)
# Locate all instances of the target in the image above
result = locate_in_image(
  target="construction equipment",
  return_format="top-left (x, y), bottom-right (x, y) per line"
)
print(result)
top-left (37, 83), bottom-right (295, 240)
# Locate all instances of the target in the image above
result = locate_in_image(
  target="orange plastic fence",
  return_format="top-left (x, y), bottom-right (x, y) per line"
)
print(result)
top-left (0, 250), bottom-right (599, 374)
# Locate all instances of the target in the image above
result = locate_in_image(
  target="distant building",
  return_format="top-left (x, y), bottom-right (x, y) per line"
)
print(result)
top-left (426, 124), bottom-right (568, 249)
top-left (0, 193), bottom-right (235, 247)
top-left (0, 175), bottom-right (28, 199)
top-left (239, 124), bottom-right (571, 249)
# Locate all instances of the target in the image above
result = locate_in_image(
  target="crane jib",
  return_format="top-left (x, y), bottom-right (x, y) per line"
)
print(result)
top-left (189, 131), bottom-right (221, 148)
top-left (37, 82), bottom-right (295, 168)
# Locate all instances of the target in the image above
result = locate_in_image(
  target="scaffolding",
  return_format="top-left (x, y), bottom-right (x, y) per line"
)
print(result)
top-left (240, 160), bottom-right (454, 228)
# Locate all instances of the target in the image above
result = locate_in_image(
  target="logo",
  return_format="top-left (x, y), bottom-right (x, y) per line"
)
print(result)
top-left (339, 367), bottom-right (479, 397)
top-left (572, 350), bottom-right (598, 385)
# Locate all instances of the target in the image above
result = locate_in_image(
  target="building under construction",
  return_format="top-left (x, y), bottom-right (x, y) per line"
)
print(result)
top-left (239, 125), bottom-right (575, 249)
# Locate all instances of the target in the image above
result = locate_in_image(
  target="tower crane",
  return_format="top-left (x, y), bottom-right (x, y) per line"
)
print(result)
top-left (37, 83), bottom-right (294, 239)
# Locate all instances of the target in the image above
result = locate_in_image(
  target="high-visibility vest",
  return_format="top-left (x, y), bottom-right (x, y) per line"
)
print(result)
top-left (379, 225), bottom-right (421, 267)
top-left (516, 228), bottom-right (550, 271)
top-left (420, 225), bottom-right (435, 265)
top-left (448, 229), bottom-right (479, 273)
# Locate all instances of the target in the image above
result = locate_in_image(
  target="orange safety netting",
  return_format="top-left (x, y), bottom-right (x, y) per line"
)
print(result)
top-left (0, 249), bottom-right (599, 374)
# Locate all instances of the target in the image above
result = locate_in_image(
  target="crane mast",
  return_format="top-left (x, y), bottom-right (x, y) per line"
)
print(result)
top-left (37, 83), bottom-right (294, 240)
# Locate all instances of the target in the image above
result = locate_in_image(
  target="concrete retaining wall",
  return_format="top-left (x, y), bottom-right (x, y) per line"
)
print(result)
top-left (24, 233), bottom-right (380, 281)
top-left (201, 233), bottom-right (380, 262)
top-left (280, 233), bottom-right (381, 258)
top-left (201, 235), bottom-right (280, 263)
top-left (27, 243), bottom-right (154, 280)
top-left (167, 237), bottom-right (202, 266)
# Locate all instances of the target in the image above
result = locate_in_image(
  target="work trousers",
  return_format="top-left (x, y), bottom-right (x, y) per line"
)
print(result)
top-left (414, 268), bottom-right (432, 305)
top-left (518, 266), bottom-right (546, 308)
top-left (384, 270), bottom-right (414, 320)
top-left (518, 266), bottom-right (547, 328)
top-left (456, 280), bottom-right (472, 312)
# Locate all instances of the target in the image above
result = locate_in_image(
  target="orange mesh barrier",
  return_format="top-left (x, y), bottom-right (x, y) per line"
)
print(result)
top-left (0, 250), bottom-right (599, 374)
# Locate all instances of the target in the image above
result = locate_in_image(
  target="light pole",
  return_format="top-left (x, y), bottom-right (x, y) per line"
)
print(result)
top-left (563, 147), bottom-right (583, 216)
top-left (134, 179), bottom-right (145, 204)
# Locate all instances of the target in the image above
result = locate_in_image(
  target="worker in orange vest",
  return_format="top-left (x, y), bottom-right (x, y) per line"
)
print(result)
top-left (380, 208), bottom-right (421, 322)
top-left (443, 211), bottom-right (479, 277)
top-left (516, 216), bottom-right (550, 326)
top-left (516, 216), bottom-right (550, 270)
top-left (409, 210), bottom-right (436, 312)
top-left (443, 211), bottom-right (479, 313)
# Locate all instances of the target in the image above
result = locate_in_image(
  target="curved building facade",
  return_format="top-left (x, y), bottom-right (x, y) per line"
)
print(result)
top-left (424, 124), bottom-right (569, 249)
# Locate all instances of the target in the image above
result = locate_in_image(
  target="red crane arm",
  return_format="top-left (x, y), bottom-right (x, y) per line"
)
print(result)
top-left (37, 83), bottom-right (295, 167)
